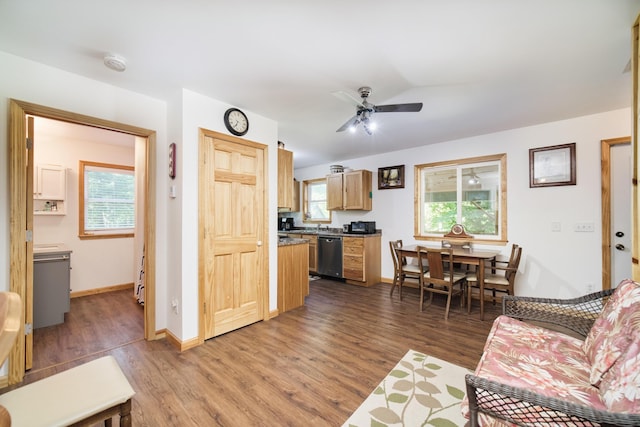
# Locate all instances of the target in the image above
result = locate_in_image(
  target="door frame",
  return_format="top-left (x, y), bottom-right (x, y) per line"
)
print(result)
top-left (601, 136), bottom-right (631, 291)
top-left (8, 99), bottom-right (157, 384)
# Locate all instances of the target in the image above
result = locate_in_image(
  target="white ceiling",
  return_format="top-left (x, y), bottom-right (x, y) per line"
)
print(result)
top-left (1, 1), bottom-right (639, 168)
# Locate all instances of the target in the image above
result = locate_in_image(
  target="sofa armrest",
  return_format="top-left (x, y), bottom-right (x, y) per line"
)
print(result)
top-left (465, 374), bottom-right (640, 427)
top-left (502, 289), bottom-right (614, 338)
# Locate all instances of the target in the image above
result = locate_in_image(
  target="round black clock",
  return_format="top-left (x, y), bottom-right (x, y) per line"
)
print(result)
top-left (224, 108), bottom-right (249, 136)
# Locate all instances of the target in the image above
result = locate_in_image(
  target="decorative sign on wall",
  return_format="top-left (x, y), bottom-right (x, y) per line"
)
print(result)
top-left (529, 143), bottom-right (576, 188)
top-left (378, 165), bottom-right (405, 189)
top-left (169, 143), bottom-right (176, 179)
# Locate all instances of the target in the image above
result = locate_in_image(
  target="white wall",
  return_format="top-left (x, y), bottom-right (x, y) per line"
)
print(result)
top-left (0, 51), bottom-right (170, 329)
top-left (294, 108), bottom-right (632, 299)
top-left (32, 125), bottom-right (136, 293)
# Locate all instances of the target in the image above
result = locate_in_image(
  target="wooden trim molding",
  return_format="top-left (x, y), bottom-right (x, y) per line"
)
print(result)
top-left (8, 99), bottom-right (158, 385)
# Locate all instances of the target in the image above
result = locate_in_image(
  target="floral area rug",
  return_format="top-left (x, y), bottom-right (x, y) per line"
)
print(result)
top-left (343, 350), bottom-right (471, 427)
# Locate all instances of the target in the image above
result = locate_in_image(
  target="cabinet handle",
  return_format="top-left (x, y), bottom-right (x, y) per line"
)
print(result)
top-left (34, 255), bottom-right (69, 262)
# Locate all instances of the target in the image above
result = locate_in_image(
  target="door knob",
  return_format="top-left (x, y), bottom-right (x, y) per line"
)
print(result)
top-left (615, 244), bottom-right (625, 251)
top-left (615, 231), bottom-right (624, 238)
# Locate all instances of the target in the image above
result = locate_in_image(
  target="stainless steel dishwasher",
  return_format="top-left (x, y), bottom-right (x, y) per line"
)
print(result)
top-left (317, 235), bottom-right (342, 278)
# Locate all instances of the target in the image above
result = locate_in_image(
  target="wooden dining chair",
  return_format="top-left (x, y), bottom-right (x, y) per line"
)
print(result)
top-left (416, 246), bottom-right (467, 320)
top-left (467, 244), bottom-right (522, 313)
top-left (390, 242), bottom-right (425, 300)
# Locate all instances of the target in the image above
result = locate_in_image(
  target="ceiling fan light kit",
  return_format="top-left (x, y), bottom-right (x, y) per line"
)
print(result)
top-left (334, 86), bottom-right (423, 135)
top-left (103, 53), bottom-right (127, 72)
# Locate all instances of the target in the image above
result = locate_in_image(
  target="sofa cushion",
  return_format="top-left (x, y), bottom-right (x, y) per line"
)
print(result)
top-left (598, 331), bottom-right (640, 413)
top-left (463, 315), bottom-right (605, 425)
top-left (583, 279), bottom-right (640, 385)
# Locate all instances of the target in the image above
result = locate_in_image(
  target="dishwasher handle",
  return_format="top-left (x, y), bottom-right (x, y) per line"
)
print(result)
top-left (34, 255), bottom-right (70, 263)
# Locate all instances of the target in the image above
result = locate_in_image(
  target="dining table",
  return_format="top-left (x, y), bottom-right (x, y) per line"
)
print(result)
top-left (400, 244), bottom-right (501, 320)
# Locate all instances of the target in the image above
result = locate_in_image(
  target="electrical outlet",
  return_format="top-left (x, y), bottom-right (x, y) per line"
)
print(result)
top-left (171, 298), bottom-right (179, 314)
top-left (574, 222), bottom-right (594, 232)
top-left (551, 221), bottom-right (561, 232)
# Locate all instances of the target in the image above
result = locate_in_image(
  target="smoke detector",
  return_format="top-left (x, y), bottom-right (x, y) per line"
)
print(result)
top-left (103, 54), bottom-right (127, 72)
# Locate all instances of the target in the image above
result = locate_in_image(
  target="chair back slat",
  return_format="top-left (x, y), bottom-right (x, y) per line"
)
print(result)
top-left (389, 240), bottom-right (403, 271)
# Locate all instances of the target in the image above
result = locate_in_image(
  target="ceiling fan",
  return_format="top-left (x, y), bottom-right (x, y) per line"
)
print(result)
top-left (333, 86), bottom-right (423, 135)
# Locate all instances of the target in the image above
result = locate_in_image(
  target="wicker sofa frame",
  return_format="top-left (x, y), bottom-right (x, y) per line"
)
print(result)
top-left (465, 289), bottom-right (640, 427)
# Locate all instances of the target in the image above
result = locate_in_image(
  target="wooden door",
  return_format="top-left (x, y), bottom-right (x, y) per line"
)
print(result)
top-left (199, 130), bottom-right (267, 339)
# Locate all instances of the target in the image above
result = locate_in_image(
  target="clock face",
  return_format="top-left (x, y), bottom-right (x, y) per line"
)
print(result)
top-left (224, 108), bottom-right (249, 136)
top-left (451, 224), bottom-right (464, 235)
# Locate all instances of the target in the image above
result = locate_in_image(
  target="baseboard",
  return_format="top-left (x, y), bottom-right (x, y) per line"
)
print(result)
top-left (164, 329), bottom-right (200, 352)
top-left (71, 282), bottom-right (134, 298)
top-left (269, 309), bottom-right (279, 319)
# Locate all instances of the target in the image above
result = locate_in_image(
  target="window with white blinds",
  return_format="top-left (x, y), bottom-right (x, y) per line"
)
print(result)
top-left (79, 161), bottom-right (135, 238)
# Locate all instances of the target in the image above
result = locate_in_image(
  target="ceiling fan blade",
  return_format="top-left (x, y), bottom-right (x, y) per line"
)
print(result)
top-left (374, 103), bottom-right (423, 113)
top-left (336, 115), bottom-right (358, 132)
top-left (332, 91), bottom-right (365, 108)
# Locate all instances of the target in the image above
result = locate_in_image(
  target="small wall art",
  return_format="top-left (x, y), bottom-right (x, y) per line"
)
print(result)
top-left (378, 165), bottom-right (405, 189)
top-left (529, 143), bottom-right (576, 188)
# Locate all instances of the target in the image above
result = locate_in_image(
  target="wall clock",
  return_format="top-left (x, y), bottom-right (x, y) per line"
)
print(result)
top-left (168, 143), bottom-right (176, 179)
top-left (224, 108), bottom-right (249, 136)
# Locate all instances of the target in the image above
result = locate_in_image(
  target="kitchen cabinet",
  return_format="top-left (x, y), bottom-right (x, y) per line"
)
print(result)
top-left (307, 234), bottom-right (317, 272)
top-left (34, 164), bottom-right (67, 215)
top-left (278, 148), bottom-right (294, 210)
top-left (326, 169), bottom-right (372, 210)
top-left (277, 241), bottom-right (309, 313)
top-left (342, 235), bottom-right (381, 287)
top-left (292, 179), bottom-right (300, 212)
top-left (287, 233), bottom-right (317, 273)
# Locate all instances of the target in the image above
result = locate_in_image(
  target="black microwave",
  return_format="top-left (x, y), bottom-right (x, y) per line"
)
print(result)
top-left (349, 221), bottom-right (376, 234)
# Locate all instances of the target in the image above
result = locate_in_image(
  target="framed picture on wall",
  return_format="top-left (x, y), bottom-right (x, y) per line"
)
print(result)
top-left (529, 143), bottom-right (576, 187)
top-left (378, 165), bottom-right (405, 189)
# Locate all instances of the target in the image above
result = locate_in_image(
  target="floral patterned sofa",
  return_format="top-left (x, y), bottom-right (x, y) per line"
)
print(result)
top-left (463, 279), bottom-right (640, 426)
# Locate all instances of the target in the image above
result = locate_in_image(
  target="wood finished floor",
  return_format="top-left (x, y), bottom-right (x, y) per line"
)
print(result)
top-left (15, 279), bottom-right (502, 426)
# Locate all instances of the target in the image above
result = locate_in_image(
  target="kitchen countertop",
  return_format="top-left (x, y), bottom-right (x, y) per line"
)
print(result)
top-left (33, 243), bottom-right (72, 255)
top-left (278, 237), bottom-right (310, 247)
top-left (281, 228), bottom-right (382, 238)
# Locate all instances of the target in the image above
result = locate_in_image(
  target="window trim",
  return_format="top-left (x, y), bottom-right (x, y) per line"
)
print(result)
top-left (79, 160), bottom-right (135, 240)
top-left (302, 178), bottom-right (332, 224)
top-left (414, 153), bottom-right (507, 245)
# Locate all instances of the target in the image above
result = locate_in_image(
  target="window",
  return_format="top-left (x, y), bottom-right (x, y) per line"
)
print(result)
top-left (415, 154), bottom-right (506, 243)
top-left (79, 161), bottom-right (135, 239)
top-left (303, 178), bottom-right (331, 223)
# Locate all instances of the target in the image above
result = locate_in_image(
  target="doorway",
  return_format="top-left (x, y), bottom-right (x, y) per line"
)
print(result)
top-left (601, 136), bottom-right (632, 290)
top-left (8, 99), bottom-right (157, 384)
top-left (30, 116), bottom-right (143, 371)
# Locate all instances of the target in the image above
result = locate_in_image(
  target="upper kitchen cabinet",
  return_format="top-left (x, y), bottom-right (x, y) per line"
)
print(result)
top-left (278, 148), bottom-right (294, 210)
top-left (34, 164), bottom-right (66, 215)
top-left (327, 169), bottom-right (372, 211)
top-left (292, 179), bottom-right (300, 212)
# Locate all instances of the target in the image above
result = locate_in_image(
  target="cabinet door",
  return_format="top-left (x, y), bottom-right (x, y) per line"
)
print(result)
top-left (307, 235), bottom-right (318, 272)
top-left (277, 149), bottom-right (294, 209)
top-left (326, 173), bottom-right (344, 210)
top-left (343, 237), bottom-right (365, 281)
top-left (344, 170), bottom-right (372, 210)
top-left (292, 179), bottom-right (300, 212)
top-left (34, 164), bottom-right (66, 200)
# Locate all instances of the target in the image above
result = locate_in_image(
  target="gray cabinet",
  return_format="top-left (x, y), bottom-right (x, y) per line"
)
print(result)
top-left (33, 245), bottom-right (71, 328)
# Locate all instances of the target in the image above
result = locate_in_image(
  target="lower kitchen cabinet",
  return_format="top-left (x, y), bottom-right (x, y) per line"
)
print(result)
top-left (307, 234), bottom-right (318, 273)
top-left (343, 235), bottom-right (381, 287)
top-left (287, 234), bottom-right (317, 274)
top-left (277, 241), bottom-right (309, 313)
